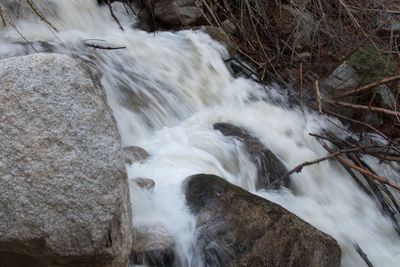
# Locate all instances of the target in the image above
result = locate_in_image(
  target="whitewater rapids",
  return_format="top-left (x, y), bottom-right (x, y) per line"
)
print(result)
top-left (0, 1), bottom-right (399, 266)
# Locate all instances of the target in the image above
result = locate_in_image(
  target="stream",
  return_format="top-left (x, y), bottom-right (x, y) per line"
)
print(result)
top-left (1, 1), bottom-right (400, 266)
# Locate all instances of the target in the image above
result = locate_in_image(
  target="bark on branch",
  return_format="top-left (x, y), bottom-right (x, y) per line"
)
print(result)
top-left (333, 74), bottom-right (400, 100)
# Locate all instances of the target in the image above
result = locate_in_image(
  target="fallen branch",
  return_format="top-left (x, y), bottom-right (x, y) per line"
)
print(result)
top-left (324, 110), bottom-right (390, 141)
top-left (84, 43), bottom-right (126, 50)
top-left (326, 99), bottom-right (400, 117)
top-left (333, 74), bottom-right (400, 100)
top-left (323, 144), bottom-right (400, 190)
top-left (354, 243), bottom-right (374, 267)
top-left (346, 153), bottom-right (400, 235)
top-left (279, 143), bottom-right (388, 181)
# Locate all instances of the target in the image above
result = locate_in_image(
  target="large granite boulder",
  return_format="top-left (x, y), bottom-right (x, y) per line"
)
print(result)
top-left (0, 53), bottom-right (132, 267)
top-left (185, 174), bottom-right (341, 267)
top-left (213, 123), bottom-right (288, 189)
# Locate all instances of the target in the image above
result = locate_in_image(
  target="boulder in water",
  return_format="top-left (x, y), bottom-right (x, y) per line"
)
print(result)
top-left (185, 174), bottom-right (341, 267)
top-left (213, 122), bottom-right (288, 189)
top-left (0, 53), bottom-right (132, 267)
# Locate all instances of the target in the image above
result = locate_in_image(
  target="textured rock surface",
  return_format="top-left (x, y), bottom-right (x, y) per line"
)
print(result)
top-left (322, 63), bottom-right (360, 94)
top-left (214, 122), bottom-right (288, 189)
top-left (0, 53), bottom-right (132, 267)
top-left (185, 174), bottom-right (341, 267)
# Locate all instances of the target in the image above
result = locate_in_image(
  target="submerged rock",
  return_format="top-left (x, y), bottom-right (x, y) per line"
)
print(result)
top-left (132, 178), bottom-right (156, 191)
top-left (130, 225), bottom-right (175, 266)
top-left (123, 146), bottom-right (150, 165)
top-left (0, 53), bottom-right (132, 267)
top-left (213, 122), bottom-right (288, 189)
top-left (185, 174), bottom-right (341, 267)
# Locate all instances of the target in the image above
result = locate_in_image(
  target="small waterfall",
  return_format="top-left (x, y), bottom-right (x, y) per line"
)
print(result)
top-left (1, 1), bottom-right (399, 266)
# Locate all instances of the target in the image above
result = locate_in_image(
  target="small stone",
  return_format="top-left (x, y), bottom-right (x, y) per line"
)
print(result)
top-left (322, 63), bottom-right (360, 94)
top-left (132, 178), bottom-right (156, 190)
top-left (221, 19), bottom-right (236, 34)
top-left (377, 84), bottom-right (396, 109)
top-left (123, 146), bottom-right (150, 164)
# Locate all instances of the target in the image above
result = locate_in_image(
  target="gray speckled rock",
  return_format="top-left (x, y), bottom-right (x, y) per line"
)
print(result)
top-left (0, 53), bottom-right (132, 267)
top-left (322, 63), bottom-right (360, 94)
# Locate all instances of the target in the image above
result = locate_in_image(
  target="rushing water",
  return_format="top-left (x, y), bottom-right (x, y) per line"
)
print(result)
top-left (1, 1), bottom-right (400, 266)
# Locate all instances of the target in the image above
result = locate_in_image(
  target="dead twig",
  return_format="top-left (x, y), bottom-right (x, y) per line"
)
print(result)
top-left (326, 99), bottom-right (400, 118)
top-left (0, 1), bottom-right (37, 52)
top-left (354, 243), bottom-right (375, 267)
top-left (300, 63), bottom-right (304, 110)
top-left (84, 43), bottom-right (126, 50)
top-left (315, 80), bottom-right (322, 113)
top-left (324, 110), bottom-right (390, 141)
top-left (279, 143), bottom-right (391, 181)
top-left (323, 144), bottom-right (400, 190)
top-left (106, 0), bottom-right (124, 31)
top-left (26, 0), bottom-right (58, 32)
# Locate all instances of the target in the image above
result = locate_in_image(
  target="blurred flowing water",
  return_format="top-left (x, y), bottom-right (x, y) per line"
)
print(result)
top-left (1, 1), bottom-right (399, 266)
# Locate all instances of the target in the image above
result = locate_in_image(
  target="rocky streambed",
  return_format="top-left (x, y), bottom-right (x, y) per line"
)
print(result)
top-left (0, 53), bottom-right (341, 267)
top-left (1, 1), bottom-right (400, 267)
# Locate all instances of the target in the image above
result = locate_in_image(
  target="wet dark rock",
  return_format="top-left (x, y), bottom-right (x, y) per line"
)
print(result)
top-left (133, 178), bottom-right (156, 190)
top-left (136, 8), bottom-right (154, 32)
top-left (0, 53), bottom-right (132, 266)
top-left (185, 174), bottom-right (342, 267)
top-left (130, 225), bottom-right (175, 267)
top-left (201, 26), bottom-right (235, 54)
top-left (123, 146), bottom-right (150, 164)
top-left (213, 122), bottom-right (288, 189)
top-left (143, 0), bottom-right (204, 28)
